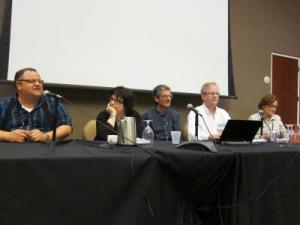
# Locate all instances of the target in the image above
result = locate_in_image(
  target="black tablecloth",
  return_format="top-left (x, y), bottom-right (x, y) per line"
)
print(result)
top-left (0, 140), bottom-right (299, 225)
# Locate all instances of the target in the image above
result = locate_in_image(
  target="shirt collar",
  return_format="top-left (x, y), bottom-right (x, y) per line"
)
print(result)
top-left (154, 106), bottom-right (170, 116)
top-left (202, 104), bottom-right (218, 115)
top-left (14, 94), bottom-right (46, 111)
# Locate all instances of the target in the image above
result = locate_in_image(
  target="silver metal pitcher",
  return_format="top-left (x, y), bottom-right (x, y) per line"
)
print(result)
top-left (117, 117), bottom-right (136, 145)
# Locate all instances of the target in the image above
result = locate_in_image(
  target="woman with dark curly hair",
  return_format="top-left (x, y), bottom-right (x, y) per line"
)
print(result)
top-left (94, 86), bottom-right (144, 141)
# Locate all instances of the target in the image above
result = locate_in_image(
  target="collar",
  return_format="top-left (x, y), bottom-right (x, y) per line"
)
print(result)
top-left (14, 94), bottom-right (46, 111)
top-left (154, 106), bottom-right (169, 116)
top-left (202, 104), bottom-right (218, 115)
top-left (265, 114), bottom-right (276, 121)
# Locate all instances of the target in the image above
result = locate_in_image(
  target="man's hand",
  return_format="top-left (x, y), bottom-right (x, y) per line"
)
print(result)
top-left (27, 129), bottom-right (49, 142)
top-left (209, 133), bottom-right (221, 140)
top-left (7, 129), bottom-right (28, 142)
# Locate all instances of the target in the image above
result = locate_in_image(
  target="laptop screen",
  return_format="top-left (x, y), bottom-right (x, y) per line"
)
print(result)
top-left (219, 120), bottom-right (261, 143)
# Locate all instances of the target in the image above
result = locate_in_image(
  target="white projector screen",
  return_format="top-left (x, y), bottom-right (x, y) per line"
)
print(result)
top-left (7, 0), bottom-right (229, 95)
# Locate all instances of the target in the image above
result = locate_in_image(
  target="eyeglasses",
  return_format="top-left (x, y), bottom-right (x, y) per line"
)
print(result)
top-left (109, 96), bottom-right (124, 103)
top-left (159, 94), bottom-right (173, 99)
top-left (267, 104), bottom-right (277, 108)
top-left (203, 92), bottom-right (220, 96)
top-left (18, 79), bottom-right (44, 84)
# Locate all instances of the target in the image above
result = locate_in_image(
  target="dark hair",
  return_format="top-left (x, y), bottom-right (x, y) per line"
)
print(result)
top-left (111, 86), bottom-right (135, 115)
top-left (258, 94), bottom-right (277, 109)
top-left (14, 67), bottom-right (37, 82)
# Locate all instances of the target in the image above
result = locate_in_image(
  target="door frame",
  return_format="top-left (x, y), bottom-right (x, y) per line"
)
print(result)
top-left (271, 52), bottom-right (300, 124)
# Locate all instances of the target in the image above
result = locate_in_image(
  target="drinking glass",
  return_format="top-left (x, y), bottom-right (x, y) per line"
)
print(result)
top-left (171, 131), bottom-right (181, 144)
top-left (286, 124), bottom-right (295, 143)
top-left (142, 120), bottom-right (154, 147)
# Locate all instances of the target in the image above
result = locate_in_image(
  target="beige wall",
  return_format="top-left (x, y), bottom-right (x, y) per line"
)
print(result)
top-left (1, 0), bottom-right (300, 139)
top-left (0, 0), bottom-right (5, 34)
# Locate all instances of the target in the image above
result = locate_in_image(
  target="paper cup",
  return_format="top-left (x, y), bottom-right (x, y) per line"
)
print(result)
top-left (107, 135), bottom-right (118, 144)
top-left (171, 131), bottom-right (181, 144)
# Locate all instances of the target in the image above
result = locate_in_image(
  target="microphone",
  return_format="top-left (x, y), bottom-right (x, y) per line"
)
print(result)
top-left (258, 110), bottom-right (265, 119)
top-left (187, 103), bottom-right (200, 139)
top-left (258, 110), bottom-right (264, 137)
top-left (42, 90), bottom-right (62, 141)
top-left (62, 92), bottom-right (164, 166)
top-left (186, 103), bottom-right (218, 152)
top-left (258, 110), bottom-right (273, 137)
top-left (43, 90), bottom-right (63, 99)
top-left (59, 93), bottom-right (138, 145)
top-left (42, 90), bottom-right (125, 143)
top-left (187, 103), bottom-right (202, 116)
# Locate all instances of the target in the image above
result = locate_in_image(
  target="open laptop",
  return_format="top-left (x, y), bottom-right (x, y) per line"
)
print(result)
top-left (219, 119), bottom-right (261, 144)
top-left (177, 119), bottom-right (261, 152)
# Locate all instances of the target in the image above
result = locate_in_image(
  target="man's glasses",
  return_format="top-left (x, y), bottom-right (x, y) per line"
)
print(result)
top-left (203, 92), bottom-right (220, 96)
top-left (18, 79), bottom-right (44, 84)
top-left (159, 94), bottom-right (173, 99)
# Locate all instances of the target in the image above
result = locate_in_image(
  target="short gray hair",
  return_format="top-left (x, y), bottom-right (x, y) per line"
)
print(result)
top-left (200, 82), bottom-right (218, 94)
top-left (152, 84), bottom-right (171, 97)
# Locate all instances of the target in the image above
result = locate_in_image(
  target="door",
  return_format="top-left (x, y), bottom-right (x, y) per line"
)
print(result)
top-left (271, 53), bottom-right (299, 124)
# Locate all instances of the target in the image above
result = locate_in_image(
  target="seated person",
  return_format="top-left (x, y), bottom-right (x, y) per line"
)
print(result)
top-left (0, 67), bottom-right (72, 142)
top-left (289, 125), bottom-right (300, 143)
top-left (293, 125), bottom-right (299, 134)
top-left (142, 84), bottom-right (180, 141)
top-left (94, 86), bottom-right (144, 141)
top-left (187, 82), bottom-right (230, 140)
top-left (249, 94), bottom-right (287, 140)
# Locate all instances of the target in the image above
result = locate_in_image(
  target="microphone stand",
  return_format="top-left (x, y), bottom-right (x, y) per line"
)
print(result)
top-left (260, 116), bottom-right (273, 138)
top-left (259, 111), bottom-right (269, 138)
top-left (61, 96), bottom-right (137, 145)
top-left (199, 114), bottom-right (219, 152)
top-left (52, 97), bottom-right (59, 142)
top-left (271, 119), bottom-right (274, 131)
top-left (195, 113), bottom-right (199, 140)
top-left (259, 111), bottom-right (265, 138)
top-left (260, 117), bottom-right (263, 138)
top-left (187, 104), bottom-right (219, 152)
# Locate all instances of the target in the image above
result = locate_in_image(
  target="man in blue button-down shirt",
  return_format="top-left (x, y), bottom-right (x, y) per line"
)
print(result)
top-left (142, 84), bottom-right (181, 141)
top-left (0, 67), bottom-right (72, 142)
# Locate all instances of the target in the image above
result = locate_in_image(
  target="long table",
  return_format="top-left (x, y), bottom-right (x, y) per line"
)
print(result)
top-left (0, 140), bottom-right (300, 225)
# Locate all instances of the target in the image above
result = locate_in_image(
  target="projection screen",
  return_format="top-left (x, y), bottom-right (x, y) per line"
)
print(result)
top-left (5, 0), bottom-right (231, 95)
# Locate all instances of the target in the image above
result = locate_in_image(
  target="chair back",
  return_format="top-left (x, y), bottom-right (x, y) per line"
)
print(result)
top-left (182, 123), bottom-right (189, 141)
top-left (82, 120), bottom-right (97, 141)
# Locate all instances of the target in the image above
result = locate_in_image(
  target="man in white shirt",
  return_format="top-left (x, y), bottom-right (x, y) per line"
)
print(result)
top-left (187, 82), bottom-right (230, 140)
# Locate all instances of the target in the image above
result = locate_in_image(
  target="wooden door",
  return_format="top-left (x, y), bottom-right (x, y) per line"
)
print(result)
top-left (271, 53), bottom-right (299, 124)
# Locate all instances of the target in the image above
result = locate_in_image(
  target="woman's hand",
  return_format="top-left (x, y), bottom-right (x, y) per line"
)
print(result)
top-left (106, 103), bottom-right (117, 127)
top-left (106, 103), bottom-right (117, 118)
top-left (262, 132), bottom-right (271, 140)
